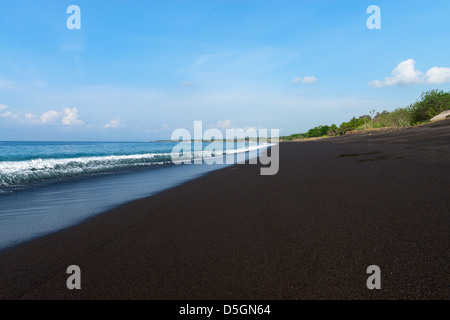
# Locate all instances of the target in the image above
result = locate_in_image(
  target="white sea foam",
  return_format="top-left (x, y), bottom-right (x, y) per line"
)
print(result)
top-left (0, 143), bottom-right (274, 187)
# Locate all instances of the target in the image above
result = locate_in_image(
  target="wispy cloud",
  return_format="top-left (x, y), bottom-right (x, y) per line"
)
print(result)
top-left (25, 113), bottom-right (37, 121)
top-left (0, 104), bottom-right (12, 118)
top-left (302, 76), bottom-right (317, 83)
top-left (292, 76), bottom-right (318, 84)
top-left (0, 79), bottom-right (15, 89)
top-left (191, 51), bottom-right (236, 69)
top-left (216, 119), bottom-right (233, 129)
top-left (0, 78), bottom-right (47, 91)
top-left (0, 111), bottom-right (12, 118)
top-left (187, 47), bottom-right (298, 85)
top-left (213, 120), bottom-right (265, 134)
top-left (1, 107), bottom-right (85, 126)
top-left (40, 110), bottom-right (60, 124)
top-left (182, 81), bottom-right (194, 86)
top-left (0, 104), bottom-right (21, 121)
top-left (105, 117), bottom-right (121, 129)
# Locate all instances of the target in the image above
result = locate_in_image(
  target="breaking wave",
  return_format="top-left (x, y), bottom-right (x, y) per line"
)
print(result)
top-left (0, 144), bottom-right (272, 187)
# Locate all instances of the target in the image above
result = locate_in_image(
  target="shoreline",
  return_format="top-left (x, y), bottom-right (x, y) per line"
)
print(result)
top-left (0, 144), bottom-right (268, 251)
top-left (0, 161), bottom-right (233, 252)
top-left (0, 119), bottom-right (449, 299)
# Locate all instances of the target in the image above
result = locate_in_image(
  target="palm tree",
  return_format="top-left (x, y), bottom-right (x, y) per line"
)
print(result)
top-left (369, 110), bottom-right (376, 128)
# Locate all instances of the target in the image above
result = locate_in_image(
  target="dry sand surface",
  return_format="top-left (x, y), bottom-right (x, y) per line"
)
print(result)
top-left (1, 119), bottom-right (449, 300)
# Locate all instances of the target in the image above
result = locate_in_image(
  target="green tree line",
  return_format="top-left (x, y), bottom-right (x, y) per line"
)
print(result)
top-left (281, 90), bottom-right (450, 141)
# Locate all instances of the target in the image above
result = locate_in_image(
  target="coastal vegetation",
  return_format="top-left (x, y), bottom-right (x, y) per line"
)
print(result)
top-left (281, 90), bottom-right (450, 141)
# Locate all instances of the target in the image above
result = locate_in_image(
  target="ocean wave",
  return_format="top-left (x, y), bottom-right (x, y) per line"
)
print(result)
top-left (0, 144), bottom-right (273, 187)
top-left (0, 153), bottom-right (172, 187)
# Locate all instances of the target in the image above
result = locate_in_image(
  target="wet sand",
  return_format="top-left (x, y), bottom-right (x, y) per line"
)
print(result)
top-left (1, 120), bottom-right (449, 299)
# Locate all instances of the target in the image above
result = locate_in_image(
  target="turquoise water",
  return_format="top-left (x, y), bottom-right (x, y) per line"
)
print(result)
top-left (0, 141), bottom-right (179, 162)
top-left (0, 141), bottom-right (269, 250)
top-left (0, 141), bottom-right (263, 189)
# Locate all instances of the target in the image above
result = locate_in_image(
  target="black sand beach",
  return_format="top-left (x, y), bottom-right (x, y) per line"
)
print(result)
top-left (1, 120), bottom-right (449, 300)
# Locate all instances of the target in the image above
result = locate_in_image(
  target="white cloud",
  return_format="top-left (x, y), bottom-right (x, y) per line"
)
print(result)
top-left (62, 107), bottom-right (84, 125)
top-left (24, 113), bottom-right (40, 124)
top-left (1, 106), bottom-right (85, 125)
top-left (302, 76), bottom-right (317, 83)
top-left (0, 110), bottom-right (12, 118)
top-left (191, 51), bottom-right (236, 69)
top-left (292, 76), bottom-right (317, 84)
top-left (368, 80), bottom-right (383, 88)
top-left (370, 59), bottom-right (450, 87)
top-left (425, 67), bottom-right (450, 84)
top-left (0, 105), bottom-right (26, 121)
top-left (182, 81), bottom-right (194, 86)
top-left (162, 123), bottom-right (169, 130)
top-left (105, 117), bottom-right (121, 129)
top-left (370, 59), bottom-right (423, 87)
top-left (39, 108), bottom-right (83, 125)
top-left (40, 110), bottom-right (61, 123)
top-left (216, 119), bottom-right (233, 129)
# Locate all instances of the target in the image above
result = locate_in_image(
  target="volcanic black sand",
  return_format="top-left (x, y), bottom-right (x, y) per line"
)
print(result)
top-left (1, 120), bottom-right (449, 300)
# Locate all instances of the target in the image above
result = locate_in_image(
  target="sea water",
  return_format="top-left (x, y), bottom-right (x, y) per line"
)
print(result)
top-left (0, 141), bottom-right (269, 250)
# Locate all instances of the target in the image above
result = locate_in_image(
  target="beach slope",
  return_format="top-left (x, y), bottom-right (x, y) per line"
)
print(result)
top-left (1, 120), bottom-right (449, 299)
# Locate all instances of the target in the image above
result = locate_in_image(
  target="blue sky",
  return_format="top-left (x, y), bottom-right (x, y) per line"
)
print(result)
top-left (0, 0), bottom-right (449, 141)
